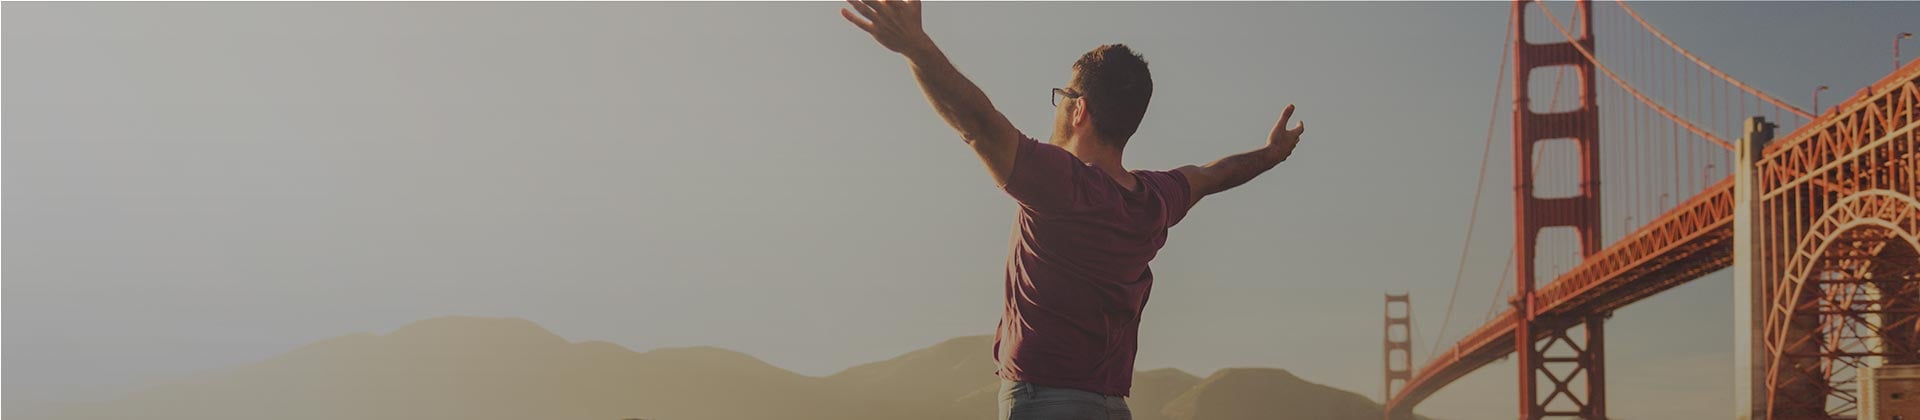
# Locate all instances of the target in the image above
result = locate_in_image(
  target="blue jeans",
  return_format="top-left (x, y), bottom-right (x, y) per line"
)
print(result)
top-left (997, 379), bottom-right (1133, 420)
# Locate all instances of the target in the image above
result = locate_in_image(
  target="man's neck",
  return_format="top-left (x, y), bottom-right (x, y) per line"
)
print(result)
top-left (1064, 139), bottom-right (1133, 188)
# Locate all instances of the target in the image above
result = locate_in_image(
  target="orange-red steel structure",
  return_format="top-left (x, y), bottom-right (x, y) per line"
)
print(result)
top-left (1757, 62), bottom-right (1920, 418)
top-left (1383, 2), bottom-right (1920, 418)
top-left (1510, 0), bottom-right (1605, 418)
top-left (1384, 294), bottom-right (1414, 402)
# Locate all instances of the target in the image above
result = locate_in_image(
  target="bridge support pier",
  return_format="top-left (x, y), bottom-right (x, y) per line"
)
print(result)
top-left (1732, 117), bottom-right (1774, 420)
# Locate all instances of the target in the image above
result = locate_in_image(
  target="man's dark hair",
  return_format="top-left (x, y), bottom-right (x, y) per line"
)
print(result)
top-left (1071, 44), bottom-right (1153, 148)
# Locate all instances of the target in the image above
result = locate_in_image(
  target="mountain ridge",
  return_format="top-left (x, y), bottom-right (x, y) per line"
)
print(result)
top-left (22, 316), bottom-right (1431, 420)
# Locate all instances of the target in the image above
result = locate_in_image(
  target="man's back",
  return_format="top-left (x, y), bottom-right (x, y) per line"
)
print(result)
top-left (840, 3), bottom-right (1305, 417)
top-left (993, 136), bottom-right (1193, 397)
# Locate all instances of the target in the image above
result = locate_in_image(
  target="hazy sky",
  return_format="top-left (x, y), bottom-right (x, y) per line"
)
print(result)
top-left (6, 2), bottom-right (1916, 419)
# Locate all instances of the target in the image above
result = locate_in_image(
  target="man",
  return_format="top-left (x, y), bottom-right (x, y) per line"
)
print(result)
top-left (841, 1), bottom-right (1306, 419)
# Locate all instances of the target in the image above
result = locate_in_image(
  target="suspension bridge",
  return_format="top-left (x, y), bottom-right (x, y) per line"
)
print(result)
top-left (1380, 1), bottom-right (1918, 419)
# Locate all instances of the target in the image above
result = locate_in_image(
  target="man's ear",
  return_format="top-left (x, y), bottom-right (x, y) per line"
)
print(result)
top-left (1072, 99), bottom-right (1091, 127)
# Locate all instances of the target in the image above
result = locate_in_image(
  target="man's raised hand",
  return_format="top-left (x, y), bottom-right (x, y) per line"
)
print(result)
top-left (841, 0), bottom-right (933, 56)
top-left (1267, 104), bottom-right (1307, 161)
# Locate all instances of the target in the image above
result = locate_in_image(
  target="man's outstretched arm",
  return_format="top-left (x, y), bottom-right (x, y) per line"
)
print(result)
top-left (1174, 104), bottom-right (1307, 208)
top-left (842, 0), bottom-right (1022, 186)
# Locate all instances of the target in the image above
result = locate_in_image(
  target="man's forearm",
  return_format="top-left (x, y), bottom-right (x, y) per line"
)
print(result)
top-left (902, 44), bottom-right (1016, 147)
top-left (1197, 146), bottom-right (1285, 196)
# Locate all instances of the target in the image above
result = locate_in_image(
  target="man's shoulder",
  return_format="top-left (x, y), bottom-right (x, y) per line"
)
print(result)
top-left (1133, 169), bottom-right (1190, 193)
top-left (1134, 169), bottom-right (1195, 224)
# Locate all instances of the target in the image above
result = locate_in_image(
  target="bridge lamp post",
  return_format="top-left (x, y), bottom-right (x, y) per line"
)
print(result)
top-left (1813, 85), bottom-right (1829, 115)
top-left (1900, 32), bottom-right (1915, 71)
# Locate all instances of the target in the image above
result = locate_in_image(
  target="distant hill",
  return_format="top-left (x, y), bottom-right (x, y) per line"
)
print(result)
top-left (827, 334), bottom-right (999, 420)
top-left (27, 316), bottom-right (1431, 420)
top-left (1131, 368), bottom-right (1206, 420)
top-left (36, 316), bottom-right (847, 420)
top-left (1163, 368), bottom-right (1438, 420)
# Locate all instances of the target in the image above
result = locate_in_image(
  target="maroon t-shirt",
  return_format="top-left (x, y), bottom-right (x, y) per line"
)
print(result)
top-left (992, 135), bottom-right (1193, 397)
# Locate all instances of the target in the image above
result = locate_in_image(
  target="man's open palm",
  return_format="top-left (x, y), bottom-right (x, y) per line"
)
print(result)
top-left (841, 0), bottom-right (931, 55)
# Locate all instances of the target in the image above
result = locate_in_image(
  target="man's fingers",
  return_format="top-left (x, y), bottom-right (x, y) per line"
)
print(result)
top-left (1274, 104), bottom-right (1304, 141)
top-left (1271, 104), bottom-right (1296, 140)
top-left (841, 8), bottom-right (876, 33)
top-left (861, 0), bottom-right (890, 16)
top-left (846, 0), bottom-right (879, 20)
